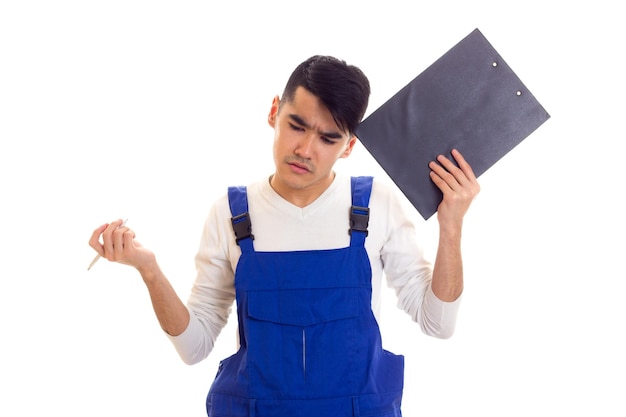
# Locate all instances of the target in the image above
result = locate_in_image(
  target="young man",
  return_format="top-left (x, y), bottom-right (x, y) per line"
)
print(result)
top-left (89, 55), bottom-right (480, 416)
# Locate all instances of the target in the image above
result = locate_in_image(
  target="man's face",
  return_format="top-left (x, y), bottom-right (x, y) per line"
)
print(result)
top-left (268, 86), bottom-right (356, 206)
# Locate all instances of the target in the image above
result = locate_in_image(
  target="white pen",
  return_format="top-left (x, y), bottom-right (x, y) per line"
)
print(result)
top-left (87, 218), bottom-right (128, 271)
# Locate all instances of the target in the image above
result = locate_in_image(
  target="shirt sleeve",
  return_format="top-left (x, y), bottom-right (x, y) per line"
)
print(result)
top-left (166, 196), bottom-right (237, 364)
top-left (378, 184), bottom-right (462, 339)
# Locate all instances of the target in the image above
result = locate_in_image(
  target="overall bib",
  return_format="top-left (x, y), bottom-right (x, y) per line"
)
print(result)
top-left (206, 177), bottom-right (404, 417)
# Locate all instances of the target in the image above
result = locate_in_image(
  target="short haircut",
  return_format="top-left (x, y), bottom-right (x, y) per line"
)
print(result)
top-left (280, 55), bottom-right (370, 136)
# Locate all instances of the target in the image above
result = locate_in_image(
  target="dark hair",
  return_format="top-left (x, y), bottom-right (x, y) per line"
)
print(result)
top-left (280, 55), bottom-right (370, 136)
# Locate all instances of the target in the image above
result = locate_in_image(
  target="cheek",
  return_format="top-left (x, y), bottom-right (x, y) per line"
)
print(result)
top-left (272, 137), bottom-right (281, 161)
top-left (272, 130), bottom-right (291, 160)
top-left (336, 143), bottom-right (352, 159)
top-left (318, 148), bottom-right (345, 167)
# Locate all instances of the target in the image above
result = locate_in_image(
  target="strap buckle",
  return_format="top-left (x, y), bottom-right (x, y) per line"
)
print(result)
top-left (349, 205), bottom-right (369, 236)
top-left (231, 212), bottom-right (254, 244)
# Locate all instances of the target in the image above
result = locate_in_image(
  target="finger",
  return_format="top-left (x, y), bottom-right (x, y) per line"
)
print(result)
top-left (113, 226), bottom-right (126, 258)
top-left (110, 218), bottom-right (126, 228)
top-left (88, 223), bottom-right (109, 255)
top-left (435, 153), bottom-right (457, 171)
top-left (101, 219), bottom-right (125, 258)
top-left (123, 228), bottom-right (137, 253)
top-left (435, 151), bottom-right (479, 192)
top-left (451, 149), bottom-right (481, 198)
top-left (430, 158), bottom-right (460, 191)
top-left (429, 168), bottom-right (451, 193)
top-left (451, 149), bottom-right (477, 182)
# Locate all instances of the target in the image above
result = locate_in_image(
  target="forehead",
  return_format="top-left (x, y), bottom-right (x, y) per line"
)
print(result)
top-left (281, 87), bottom-right (348, 136)
top-left (281, 87), bottom-right (326, 112)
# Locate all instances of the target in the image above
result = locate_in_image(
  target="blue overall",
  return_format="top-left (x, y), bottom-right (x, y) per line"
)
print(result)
top-left (206, 177), bottom-right (404, 417)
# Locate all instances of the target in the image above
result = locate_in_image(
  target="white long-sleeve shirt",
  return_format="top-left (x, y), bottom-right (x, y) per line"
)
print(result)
top-left (168, 173), bottom-right (461, 365)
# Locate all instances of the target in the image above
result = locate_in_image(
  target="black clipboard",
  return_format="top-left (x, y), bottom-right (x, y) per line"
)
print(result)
top-left (355, 28), bottom-right (550, 219)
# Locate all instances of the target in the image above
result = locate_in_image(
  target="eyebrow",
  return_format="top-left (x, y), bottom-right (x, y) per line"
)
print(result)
top-left (288, 113), bottom-right (344, 140)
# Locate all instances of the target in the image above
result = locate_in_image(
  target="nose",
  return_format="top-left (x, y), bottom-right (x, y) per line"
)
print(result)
top-left (295, 134), bottom-right (315, 158)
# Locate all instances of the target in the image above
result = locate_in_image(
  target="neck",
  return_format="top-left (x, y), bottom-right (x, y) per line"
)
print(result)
top-left (269, 172), bottom-right (335, 208)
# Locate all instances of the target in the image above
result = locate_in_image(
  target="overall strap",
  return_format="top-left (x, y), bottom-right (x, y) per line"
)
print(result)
top-left (349, 176), bottom-right (373, 247)
top-left (228, 186), bottom-right (255, 252)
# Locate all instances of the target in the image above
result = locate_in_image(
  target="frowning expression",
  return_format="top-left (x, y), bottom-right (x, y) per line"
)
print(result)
top-left (268, 86), bottom-right (356, 207)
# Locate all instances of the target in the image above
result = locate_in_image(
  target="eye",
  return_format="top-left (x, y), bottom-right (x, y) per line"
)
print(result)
top-left (320, 136), bottom-right (336, 145)
top-left (288, 122), bottom-right (304, 132)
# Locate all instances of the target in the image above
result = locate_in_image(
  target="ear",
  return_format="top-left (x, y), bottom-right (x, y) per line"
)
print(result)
top-left (268, 95), bottom-right (280, 128)
top-left (340, 135), bottom-right (358, 158)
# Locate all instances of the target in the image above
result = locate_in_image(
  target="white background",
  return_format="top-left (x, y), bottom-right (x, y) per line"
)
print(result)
top-left (1, 1), bottom-right (624, 416)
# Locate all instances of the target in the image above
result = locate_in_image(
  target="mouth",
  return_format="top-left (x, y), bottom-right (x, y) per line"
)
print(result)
top-left (287, 160), bottom-right (312, 174)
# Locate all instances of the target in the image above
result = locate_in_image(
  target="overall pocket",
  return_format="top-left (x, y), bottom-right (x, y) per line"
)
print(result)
top-left (246, 288), bottom-right (359, 398)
